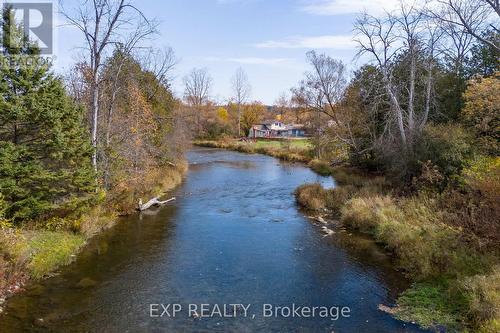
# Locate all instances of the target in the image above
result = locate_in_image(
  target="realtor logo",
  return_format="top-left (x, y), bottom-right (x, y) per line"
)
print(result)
top-left (2, 1), bottom-right (53, 54)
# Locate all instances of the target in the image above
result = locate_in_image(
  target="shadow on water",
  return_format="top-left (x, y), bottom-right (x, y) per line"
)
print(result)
top-left (0, 148), bottom-right (427, 332)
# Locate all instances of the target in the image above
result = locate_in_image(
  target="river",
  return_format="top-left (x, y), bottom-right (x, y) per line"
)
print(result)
top-left (0, 148), bottom-right (426, 332)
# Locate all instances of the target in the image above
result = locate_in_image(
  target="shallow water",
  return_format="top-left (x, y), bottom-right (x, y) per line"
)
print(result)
top-left (0, 148), bottom-right (426, 332)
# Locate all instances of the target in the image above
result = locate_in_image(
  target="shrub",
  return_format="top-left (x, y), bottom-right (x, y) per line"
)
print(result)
top-left (440, 156), bottom-right (500, 247)
top-left (413, 124), bottom-right (473, 187)
top-left (462, 72), bottom-right (500, 155)
top-left (462, 267), bottom-right (500, 329)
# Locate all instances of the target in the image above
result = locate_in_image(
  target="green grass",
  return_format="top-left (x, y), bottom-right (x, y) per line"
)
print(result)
top-left (1, 230), bottom-right (85, 279)
top-left (396, 281), bottom-right (467, 331)
top-left (27, 231), bottom-right (85, 279)
top-left (253, 138), bottom-right (311, 150)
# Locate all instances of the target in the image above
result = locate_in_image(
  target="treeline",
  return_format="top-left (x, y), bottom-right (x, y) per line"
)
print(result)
top-left (179, 66), bottom-right (273, 139)
top-left (0, 1), bottom-right (187, 229)
top-left (292, 1), bottom-right (499, 331)
top-left (180, 66), bottom-right (317, 140)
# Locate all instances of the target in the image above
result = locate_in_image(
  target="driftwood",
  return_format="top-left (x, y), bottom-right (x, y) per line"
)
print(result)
top-left (138, 196), bottom-right (176, 211)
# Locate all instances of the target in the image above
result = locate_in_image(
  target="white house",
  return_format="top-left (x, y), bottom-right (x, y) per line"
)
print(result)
top-left (248, 121), bottom-right (307, 138)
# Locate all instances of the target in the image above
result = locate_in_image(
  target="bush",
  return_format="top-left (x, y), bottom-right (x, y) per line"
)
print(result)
top-left (462, 266), bottom-right (500, 329)
top-left (439, 156), bottom-right (500, 246)
top-left (417, 124), bottom-right (473, 181)
top-left (462, 73), bottom-right (500, 155)
top-left (396, 280), bottom-right (467, 330)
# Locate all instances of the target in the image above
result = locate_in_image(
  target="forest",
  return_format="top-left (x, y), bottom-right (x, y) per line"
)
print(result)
top-left (0, 0), bottom-right (188, 303)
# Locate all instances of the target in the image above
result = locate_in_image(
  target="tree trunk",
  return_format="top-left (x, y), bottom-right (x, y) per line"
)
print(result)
top-left (91, 77), bottom-right (99, 171)
top-left (408, 49), bottom-right (416, 137)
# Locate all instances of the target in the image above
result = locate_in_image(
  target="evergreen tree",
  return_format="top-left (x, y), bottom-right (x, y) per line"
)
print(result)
top-left (0, 7), bottom-right (95, 223)
top-left (465, 30), bottom-right (500, 78)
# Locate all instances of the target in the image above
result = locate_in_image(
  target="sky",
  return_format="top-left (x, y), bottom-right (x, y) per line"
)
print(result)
top-left (52, 0), bottom-right (400, 104)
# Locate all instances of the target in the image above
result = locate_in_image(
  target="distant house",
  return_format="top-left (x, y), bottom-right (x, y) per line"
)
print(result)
top-left (248, 120), bottom-right (307, 138)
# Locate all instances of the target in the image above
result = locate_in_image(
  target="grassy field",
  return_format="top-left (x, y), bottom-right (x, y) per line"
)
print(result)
top-left (252, 138), bottom-right (312, 149)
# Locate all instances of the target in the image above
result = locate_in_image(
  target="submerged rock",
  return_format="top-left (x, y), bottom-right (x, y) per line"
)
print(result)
top-left (76, 277), bottom-right (97, 288)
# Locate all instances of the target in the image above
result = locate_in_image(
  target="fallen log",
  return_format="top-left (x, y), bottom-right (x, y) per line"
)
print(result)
top-left (138, 196), bottom-right (176, 211)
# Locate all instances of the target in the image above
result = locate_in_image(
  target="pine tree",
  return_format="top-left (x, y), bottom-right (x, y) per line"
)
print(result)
top-left (0, 7), bottom-right (96, 223)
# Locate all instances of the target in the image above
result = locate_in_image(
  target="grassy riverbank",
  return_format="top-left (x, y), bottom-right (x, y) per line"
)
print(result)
top-left (194, 138), bottom-right (314, 163)
top-left (295, 160), bottom-right (499, 332)
top-left (0, 162), bottom-right (187, 310)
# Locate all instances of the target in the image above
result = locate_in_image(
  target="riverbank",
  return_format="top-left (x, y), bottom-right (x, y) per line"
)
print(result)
top-left (0, 148), bottom-right (426, 332)
top-left (194, 139), bottom-right (313, 163)
top-left (193, 140), bottom-right (499, 332)
top-left (295, 168), bottom-right (499, 332)
top-left (0, 161), bottom-right (188, 313)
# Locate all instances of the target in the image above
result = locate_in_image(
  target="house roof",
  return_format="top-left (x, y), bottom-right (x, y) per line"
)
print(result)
top-left (252, 122), bottom-right (305, 130)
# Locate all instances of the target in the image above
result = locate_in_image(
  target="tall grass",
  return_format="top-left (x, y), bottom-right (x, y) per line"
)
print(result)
top-left (0, 230), bottom-right (85, 280)
top-left (295, 173), bottom-right (498, 331)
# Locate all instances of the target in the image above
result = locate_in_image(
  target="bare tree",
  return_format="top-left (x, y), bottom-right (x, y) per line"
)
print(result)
top-left (60, 0), bottom-right (158, 171)
top-left (183, 68), bottom-right (213, 133)
top-left (183, 68), bottom-right (212, 107)
top-left (430, 0), bottom-right (499, 53)
top-left (354, 3), bottom-right (440, 148)
top-left (291, 51), bottom-right (349, 157)
top-left (230, 67), bottom-right (251, 136)
top-left (274, 92), bottom-right (290, 120)
top-left (140, 46), bottom-right (178, 89)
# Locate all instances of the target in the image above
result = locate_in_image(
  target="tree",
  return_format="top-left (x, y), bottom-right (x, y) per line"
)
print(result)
top-left (354, 3), bottom-right (440, 149)
top-left (241, 102), bottom-right (266, 136)
top-left (183, 68), bottom-right (213, 134)
top-left (430, 0), bottom-right (500, 53)
top-left (274, 92), bottom-right (291, 121)
top-left (231, 67), bottom-right (251, 136)
top-left (217, 107), bottom-right (229, 123)
top-left (466, 30), bottom-right (500, 77)
top-left (60, 0), bottom-right (158, 171)
top-left (98, 51), bottom-right (182, 208)
top-left (0, 7), bottom-right (95, 222)
top-left (462, 72), bottom-right (500, 155)
top-left (183, 68), bottom-right (212, 107)
top-left (291, 51), bottom-right (348, 157)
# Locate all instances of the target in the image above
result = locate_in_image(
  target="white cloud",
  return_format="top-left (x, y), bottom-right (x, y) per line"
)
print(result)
top-left (254, 35), bottom-right (355, 49)
top-left (205, 56), bottom-right (294, 66)
top-left (301, 0), bottom-right (400, 16)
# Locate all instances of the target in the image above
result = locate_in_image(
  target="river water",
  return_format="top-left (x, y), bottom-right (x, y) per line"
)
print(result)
top-left (0, 148), bottom-right (426, 332)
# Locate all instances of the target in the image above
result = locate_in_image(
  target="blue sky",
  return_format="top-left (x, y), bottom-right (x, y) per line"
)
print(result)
top-left (53, 0), bottom-right (399, 104)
